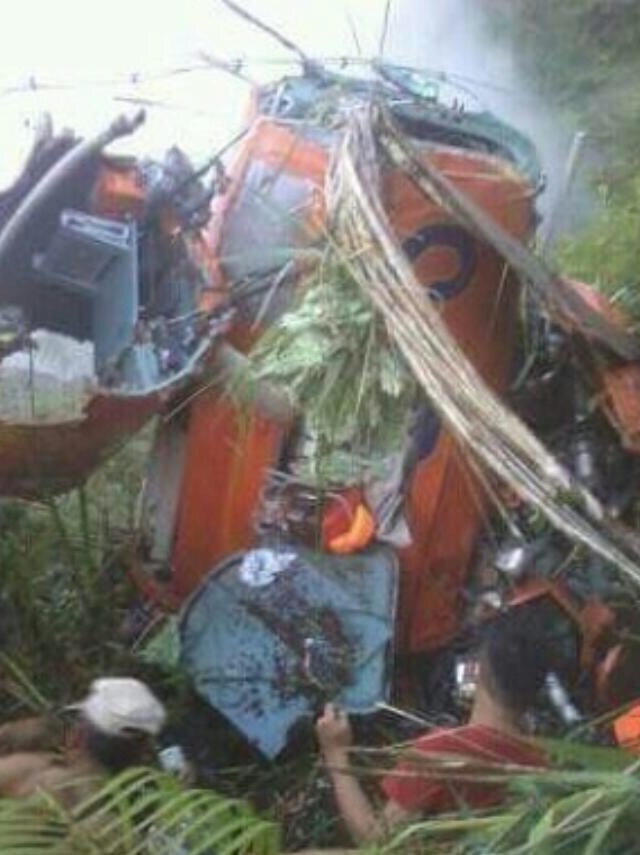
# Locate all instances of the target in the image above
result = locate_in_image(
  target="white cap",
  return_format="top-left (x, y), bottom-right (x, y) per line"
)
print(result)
top-left (74, 678), bottom-right (167, 737)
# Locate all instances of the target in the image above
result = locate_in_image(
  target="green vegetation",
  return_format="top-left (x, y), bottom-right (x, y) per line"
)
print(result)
top-left (0, 430), bottom-right (150, 713)
top-left (498, 0), bottom-right (640, 147)
top-left (0, 767), bottom-right (280, 854)
top-left (494, 0), bottom-right (640, 323)
top-left (556, 177), bottom-right (640, 318)
top-left (244, 256), bottom-right (417, 486)
top-left (385, 770), bottom-right (640, 854)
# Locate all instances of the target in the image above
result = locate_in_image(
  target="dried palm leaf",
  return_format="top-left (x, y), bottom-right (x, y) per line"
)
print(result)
top-left (326, 104), bottom-right (640, 587)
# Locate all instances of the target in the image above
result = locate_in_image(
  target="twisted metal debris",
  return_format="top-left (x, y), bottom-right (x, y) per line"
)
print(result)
top-left (326, 104), bottom-right (640, 586)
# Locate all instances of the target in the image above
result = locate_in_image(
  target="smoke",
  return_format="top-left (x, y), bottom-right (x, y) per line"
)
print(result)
top-left (381, 0), bottom-right (590, 236)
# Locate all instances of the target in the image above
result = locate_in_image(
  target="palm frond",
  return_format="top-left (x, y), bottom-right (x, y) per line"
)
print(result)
top-left (0, 652), bottom-right (52, 713)
top-left (326, 103), bottom-right (640, 591)
top-left (0, 767), bottom-right (280, 854)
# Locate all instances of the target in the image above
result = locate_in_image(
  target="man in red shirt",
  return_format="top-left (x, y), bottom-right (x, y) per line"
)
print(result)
top-left (316, 601), bottom-right (571, 844)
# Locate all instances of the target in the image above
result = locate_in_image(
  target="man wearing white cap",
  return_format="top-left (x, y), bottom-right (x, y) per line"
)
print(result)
top-left (0, 677), bottom-right (166, 806)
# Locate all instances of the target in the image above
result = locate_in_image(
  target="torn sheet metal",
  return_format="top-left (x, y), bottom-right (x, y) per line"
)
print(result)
top-left (0, 336), bottom-right (218, 498)
top-left (0, 116), bottom-right (227, 498)
top-left (145, 65), bottom-right (541, 661)
top-left (599, 363), bottom-right (640, 454)
top-left (180, 545), bottom-right (397, 757)
top-left (329, 106), bottom-right (640, 599)
top-left (375, 106), bottom-right (640, 362)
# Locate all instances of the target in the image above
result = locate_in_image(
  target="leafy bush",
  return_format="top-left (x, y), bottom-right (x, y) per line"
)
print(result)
top-left (556, 175), bottom-right (640, 325)
top-left (488, 0), bottom-right (640, 324)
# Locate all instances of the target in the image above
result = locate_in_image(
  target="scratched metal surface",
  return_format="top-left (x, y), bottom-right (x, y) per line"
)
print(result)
top-left (180, 545), bottom-right (398, 757)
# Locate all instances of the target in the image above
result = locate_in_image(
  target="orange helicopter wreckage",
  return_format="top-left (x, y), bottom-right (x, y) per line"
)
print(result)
top-left (1, 46), bottom-right (640, 754)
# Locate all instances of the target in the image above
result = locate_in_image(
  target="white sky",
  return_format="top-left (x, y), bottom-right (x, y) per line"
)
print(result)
top-left (0, 0), bottom-right (389, 185)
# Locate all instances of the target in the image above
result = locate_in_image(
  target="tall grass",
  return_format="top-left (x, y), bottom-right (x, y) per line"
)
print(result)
top-left (556, 176), bottom-right (640, 328)
top-left (0, 427), bottom-right (152, 712)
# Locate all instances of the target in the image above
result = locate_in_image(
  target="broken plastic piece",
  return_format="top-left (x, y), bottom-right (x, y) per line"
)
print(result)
top-left (614, 705), bottom-right (640, 753)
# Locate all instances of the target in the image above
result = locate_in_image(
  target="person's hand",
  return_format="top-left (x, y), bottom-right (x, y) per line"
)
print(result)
top-left (316, 703), bottom-right (353, 763)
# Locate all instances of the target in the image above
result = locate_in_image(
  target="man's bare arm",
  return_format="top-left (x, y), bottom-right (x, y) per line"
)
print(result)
top-left (0, 752), bottom-right (57, 796)
top-left (0, 715), bottom-right (63, 755)
top-left (324, 748), bottom-right (412, 843)
top-left (316, 704), bottom-right (414, 844)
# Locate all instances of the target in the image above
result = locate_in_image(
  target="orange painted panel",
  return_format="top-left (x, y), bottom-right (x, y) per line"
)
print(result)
top-left (600, 363), bottom-right (640, 453)
top-left (398, 435), bottom-right (486, 651)
top-left (171, 392), bottom-right (282, 598)
top-left (170, 119), bottom-right (534, 654)
top-left (384, 152), bottom-right (530, 652)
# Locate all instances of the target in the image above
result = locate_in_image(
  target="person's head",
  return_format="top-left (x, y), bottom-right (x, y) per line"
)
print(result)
top-left (68, 678), bottom-right (167, 773)
top-left (477, 599), bottom-right (580, 719)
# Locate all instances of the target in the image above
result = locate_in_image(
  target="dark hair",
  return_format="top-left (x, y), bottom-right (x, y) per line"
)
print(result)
top-left (84, 722), bottom-right (151, 773)
top-left (480, 599), bottom-right (580, 714)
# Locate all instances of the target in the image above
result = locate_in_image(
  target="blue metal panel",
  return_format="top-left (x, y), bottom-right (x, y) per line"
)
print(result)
top-left (179, 545), bottom-right (398, 758)
top-left (33, 209), bottom-right (138, 373)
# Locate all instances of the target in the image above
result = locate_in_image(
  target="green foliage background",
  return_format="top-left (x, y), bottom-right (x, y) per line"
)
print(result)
top-left (0, 430), bottom-right (151, 713)
top-left (491, 0), bottom-right (640, 317)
